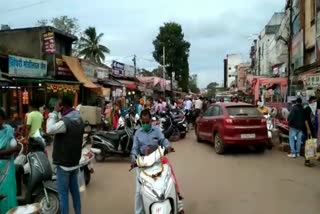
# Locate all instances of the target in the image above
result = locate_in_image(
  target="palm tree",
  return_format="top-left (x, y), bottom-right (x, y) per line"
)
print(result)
top-left (78, 27), bottom-right (110, 63)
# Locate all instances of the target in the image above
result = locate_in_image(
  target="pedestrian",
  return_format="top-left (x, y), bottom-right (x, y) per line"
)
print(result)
top-left (47, 95), bottom-right (84, 214)
top-left (25, 101), bottom-right (44, 138)
top-left (0, 108), bottom-right (18, 214)
top-left (194, 96), bottom-right (203, 118)
top-left (304, 96), bottom-right (317, 166)
top-left (287, 97), bottom-right (305, 158)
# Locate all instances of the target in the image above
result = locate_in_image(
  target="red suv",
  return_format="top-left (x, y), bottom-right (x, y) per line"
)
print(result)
top-left (195, 102), bottom-right (268, 154)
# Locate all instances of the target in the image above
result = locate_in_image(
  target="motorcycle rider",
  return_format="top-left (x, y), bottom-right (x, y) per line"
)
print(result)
top-left (131, 109), bottom-right (184, 214)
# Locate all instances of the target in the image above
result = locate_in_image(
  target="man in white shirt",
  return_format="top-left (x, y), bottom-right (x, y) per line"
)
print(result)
top-left (194, 97), bottom-right (204, 118)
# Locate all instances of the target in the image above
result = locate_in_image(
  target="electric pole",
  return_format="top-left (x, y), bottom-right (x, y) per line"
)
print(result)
top-left (133, 55), bottom-right (137, 76)
top-left (163, 46), bottom-right (166, 97)
top-left (286, 0), bottom-right (293, 97)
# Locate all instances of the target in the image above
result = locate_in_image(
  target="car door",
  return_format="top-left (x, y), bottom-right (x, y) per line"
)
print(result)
top-left (204, 105), bottom-right (221, 140)
top-left (197, 106), bottom-right (213, 138)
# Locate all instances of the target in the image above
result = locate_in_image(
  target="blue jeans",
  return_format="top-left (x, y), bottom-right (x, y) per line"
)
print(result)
top-left (289, 127), bottom-right (303, 155)
top-left (56, 166), bottom-right (81, 214)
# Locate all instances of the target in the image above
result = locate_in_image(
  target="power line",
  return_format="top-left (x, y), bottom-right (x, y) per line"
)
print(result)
top-left (0, 0), bottom-right (49, 14)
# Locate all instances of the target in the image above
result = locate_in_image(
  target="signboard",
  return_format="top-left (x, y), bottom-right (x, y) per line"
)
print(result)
top-left (112, 60), bottom-right (136, 77)
top-left (42, 32), bottom-right (56, 54)
top-left (81, 61), bottom-right (109, 82)
top-left (112, 61), bottom-right (125, 76)
top-left (9, 55), bottom-right (47, 77)
top-left (124, 64), bottom-right (135, 77)
top-left (307, 73), bottom-right (320, 86)
top-left (55, 55), bottom-right (72, 77)
top-left (292, 30), bottom-right (304, 69)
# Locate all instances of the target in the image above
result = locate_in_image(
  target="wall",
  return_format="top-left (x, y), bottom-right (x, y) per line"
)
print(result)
top-left (0, 30), bottom-right (41, 59)
top-left (304, 0), bottom-right (316, 65)
top-left (226, 54), bottom-right (243, 87)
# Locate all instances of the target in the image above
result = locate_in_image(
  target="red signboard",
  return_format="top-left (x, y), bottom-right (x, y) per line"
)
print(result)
top-left (43, 32), bottom-right (56, 54)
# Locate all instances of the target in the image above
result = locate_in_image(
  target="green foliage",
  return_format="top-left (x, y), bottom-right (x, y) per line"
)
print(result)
top-left (189, 74), bottom-right (200, 93)
top-left (207, 82), bottom-right (219, 97)
top-left (36, 16), bottom-right (80, 35)
top-left (78, 27), bottom-right (110, 63)
top-left (153, 22), bottom-right (191, 92)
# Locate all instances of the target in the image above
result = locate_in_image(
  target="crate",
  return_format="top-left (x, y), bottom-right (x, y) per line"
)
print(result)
top-left (79, 106), bottom-right (101, 125)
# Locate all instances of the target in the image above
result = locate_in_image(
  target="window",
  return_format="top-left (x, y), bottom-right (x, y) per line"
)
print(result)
top-left (203, 107), bottom-right (213, 116)
top-left (212, 106), bottom-right (221, 116)
top-left (311, 0), bottom-right (315, 24)
top-left (226, 106), bottom-right (261, 116)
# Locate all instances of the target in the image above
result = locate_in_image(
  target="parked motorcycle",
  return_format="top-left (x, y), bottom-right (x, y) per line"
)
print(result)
top-left (130, 145), bottom-right (179, 214)
top-left (15, 138), bottom-right (60, 214)
top-left (91, 124), bottom-right (135, 162)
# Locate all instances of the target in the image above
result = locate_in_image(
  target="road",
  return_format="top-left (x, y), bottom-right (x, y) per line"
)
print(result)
top-left (63, 133), bottom-right (320, 214)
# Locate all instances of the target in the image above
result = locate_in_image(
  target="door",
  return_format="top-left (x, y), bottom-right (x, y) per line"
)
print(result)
top-left (204, 105), bottom-right (221, 139)
top-left (197, 106), bottom-right (213, 138)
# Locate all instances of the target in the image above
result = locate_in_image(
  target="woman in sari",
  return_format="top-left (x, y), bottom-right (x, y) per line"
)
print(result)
top-left (0, 108), bottom-right (18, 213)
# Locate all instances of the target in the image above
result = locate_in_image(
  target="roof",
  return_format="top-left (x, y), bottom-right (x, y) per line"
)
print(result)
top-left (216, 102), bottom-right (253, 107)
top-left (0, 26), bottom-right (77, 41)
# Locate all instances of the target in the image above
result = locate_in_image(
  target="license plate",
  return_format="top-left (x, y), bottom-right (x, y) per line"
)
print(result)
top-left (241, 134), bottom-right (256, 139)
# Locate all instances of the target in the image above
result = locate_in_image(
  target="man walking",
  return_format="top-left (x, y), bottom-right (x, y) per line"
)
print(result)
top-left (194, 96), bottom-right (203, 118)
top-left (47, 96), bottom-right (84, 214)
top-left (287, 97), bottom-right (305, 158)
top-left (25, 102), bottom-right (43, 138)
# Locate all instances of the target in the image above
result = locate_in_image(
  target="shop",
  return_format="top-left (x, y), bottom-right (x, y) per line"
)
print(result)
top-left (5, 55), bottom-right (49, 118)
top-left (61, 55), bottom-right (107, 107)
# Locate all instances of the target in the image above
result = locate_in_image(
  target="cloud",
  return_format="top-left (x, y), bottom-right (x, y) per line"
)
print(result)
top-left (0, 0), bottom-right (285, 88)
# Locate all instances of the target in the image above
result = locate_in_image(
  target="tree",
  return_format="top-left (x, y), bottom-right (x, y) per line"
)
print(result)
top-left (153, 22), bottom-right (191, 92)
top-left (78, 27), bottom-right (110, 63)
top-left (207, 82), bottom-right (219, 97)
top-left (36, 16), bottom-right (80, 35)
top-left (189, 74), bottom-right (200, 93)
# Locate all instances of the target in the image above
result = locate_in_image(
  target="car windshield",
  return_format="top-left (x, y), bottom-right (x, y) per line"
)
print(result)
top-left (226, 106), bottom-right (262, 116)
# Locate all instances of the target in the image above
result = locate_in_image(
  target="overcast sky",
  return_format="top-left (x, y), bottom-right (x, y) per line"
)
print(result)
top-left (0, 0), bottom-right (285, 88)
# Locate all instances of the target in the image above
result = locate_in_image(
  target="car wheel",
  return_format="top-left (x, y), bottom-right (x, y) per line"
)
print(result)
top-left (214, 133), bottom-right (225, 154)
top-left (195, 126), bottom-right (203, 143)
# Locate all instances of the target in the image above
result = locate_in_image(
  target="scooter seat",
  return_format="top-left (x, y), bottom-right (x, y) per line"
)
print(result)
top-left (97, 130), bottom-right (127, 141)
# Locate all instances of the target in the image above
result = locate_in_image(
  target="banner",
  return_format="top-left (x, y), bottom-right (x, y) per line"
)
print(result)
top-left (42, 32), bottom-right (56, 54)
top-left (81, 60), bottom-right (109, 82)
top-left (112, 61), bottom-right (125, 76)
top-left (9, 55), bottom-right (47, 77)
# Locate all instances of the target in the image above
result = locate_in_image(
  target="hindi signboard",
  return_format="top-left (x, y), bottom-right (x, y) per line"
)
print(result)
top-left (9, 55), bottom-right (47, 77)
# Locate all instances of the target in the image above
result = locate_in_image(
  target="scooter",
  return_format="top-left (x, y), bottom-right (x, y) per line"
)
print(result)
top-left (91, 124), bottom-right (135, 162)
top-left (15, 138), bottom-right (60, 214)
top-left (130, 146), bottom-right (179, 214)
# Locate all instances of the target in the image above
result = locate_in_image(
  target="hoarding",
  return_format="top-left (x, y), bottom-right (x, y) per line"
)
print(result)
top-left (9, 55), bottom-right (47, 77)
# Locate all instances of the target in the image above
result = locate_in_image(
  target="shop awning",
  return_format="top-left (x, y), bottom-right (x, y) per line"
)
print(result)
top-left (62, 56), bottom-right (100, 89)
top-left (100, 79), bottom-right (123, 87)
top-left (117, 79), bottom-right (137, 90)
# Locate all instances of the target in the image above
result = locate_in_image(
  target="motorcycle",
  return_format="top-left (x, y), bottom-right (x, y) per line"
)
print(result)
top-left (15, 138), bottom-right (60, 214)
top-left (158, 111), bottom-right (186, 141)
top-left (90, 122), bottom-right (135, 162)
top-left (130, 145), bottom-right (179, 214)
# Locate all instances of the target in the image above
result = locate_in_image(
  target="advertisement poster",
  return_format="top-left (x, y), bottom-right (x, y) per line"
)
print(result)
top-left (112, 61), bottom-right (125, 76)
top-left (9, 55), bottom-right (47, 77)
top-left (43, 32), bottom-right (56, 54)
top-left (81, 60), bottom-right (109, 82)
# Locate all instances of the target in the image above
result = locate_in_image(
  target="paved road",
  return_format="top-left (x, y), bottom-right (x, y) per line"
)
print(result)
top-left (66, 133), bottom-right (320, 214)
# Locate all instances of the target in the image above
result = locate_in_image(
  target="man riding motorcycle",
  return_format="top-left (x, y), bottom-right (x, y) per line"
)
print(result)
top-left (131, 109), bottom-right (184, 214)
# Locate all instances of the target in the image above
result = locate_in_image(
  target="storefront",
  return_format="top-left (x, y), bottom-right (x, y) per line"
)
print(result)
top-left (0, 76), bottom-right (12, 114)
top-left (61, 56), bottom-right (108, 107)
top-left (6, 55), bottom-right (48, 118)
